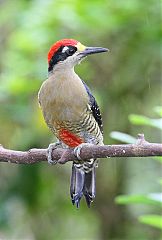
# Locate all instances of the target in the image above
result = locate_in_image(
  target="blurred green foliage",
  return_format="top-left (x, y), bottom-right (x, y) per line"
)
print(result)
top-left (138, 215), bottom-right (162, 229)
top-left (113, 107), bottom-right (162, 231)
top-left (0, 0), bottom-right (161, 239)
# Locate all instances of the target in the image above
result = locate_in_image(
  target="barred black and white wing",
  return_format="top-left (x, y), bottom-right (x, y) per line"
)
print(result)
top-left (81, 80), bottom-right (103, 134)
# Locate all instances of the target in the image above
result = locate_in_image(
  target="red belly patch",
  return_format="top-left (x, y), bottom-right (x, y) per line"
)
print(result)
top-left (59, 129), bottom-right (84, 147)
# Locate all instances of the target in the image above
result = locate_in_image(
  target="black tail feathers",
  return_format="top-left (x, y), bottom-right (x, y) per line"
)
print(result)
top-left (83, 168), bottom-right (96, 207)
top-left (70, 163), bottom-right (96, 208)
top-left (70, 164), bottom-right (85, 208)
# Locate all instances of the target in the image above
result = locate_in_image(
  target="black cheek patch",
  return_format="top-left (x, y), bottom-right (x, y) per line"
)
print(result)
top-left (48, 46), bottom-right (77, 72)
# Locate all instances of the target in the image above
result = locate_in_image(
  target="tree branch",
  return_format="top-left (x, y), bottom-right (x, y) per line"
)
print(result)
top-left (0, 134), bottom-right (162, 165)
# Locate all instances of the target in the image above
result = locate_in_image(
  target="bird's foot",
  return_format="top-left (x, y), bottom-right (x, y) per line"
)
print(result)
top-left (47, 141), bottom-right (62, 165)
top-left (74, 143), bottom-right (94, 161)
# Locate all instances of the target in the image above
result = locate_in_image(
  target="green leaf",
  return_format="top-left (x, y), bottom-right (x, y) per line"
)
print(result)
top-left (110, 131), bottom-right (136, 143)
top-left (115, 194), bottom-right (161, 206)
top-left (138, 215), bottom-right (162, 229)
top-left (154, 156), bottom-right (162, 163)
top-left (129, 114), bottom-right (162, 130)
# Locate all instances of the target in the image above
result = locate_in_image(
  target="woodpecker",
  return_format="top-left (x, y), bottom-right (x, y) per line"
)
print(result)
top-left (38, 39), bottom-right (108, 208)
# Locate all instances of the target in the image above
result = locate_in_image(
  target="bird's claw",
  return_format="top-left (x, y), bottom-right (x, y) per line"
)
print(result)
top-left (74, 143), bottom-right (93, 161)
top-left (47, 142), bottom-right (62, 165)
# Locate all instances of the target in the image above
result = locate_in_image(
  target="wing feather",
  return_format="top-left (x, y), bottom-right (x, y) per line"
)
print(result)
top-left (81, 80), bottom-right (103, 134)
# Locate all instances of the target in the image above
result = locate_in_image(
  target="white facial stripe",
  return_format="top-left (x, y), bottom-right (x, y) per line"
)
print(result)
top-left (62, 46), bottom-right (69, 53)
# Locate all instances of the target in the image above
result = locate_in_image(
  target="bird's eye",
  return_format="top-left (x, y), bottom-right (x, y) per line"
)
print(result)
top-left (68, 49), bottom-right (75, 54)
top-left (66, 47), bottom-right (77, 56)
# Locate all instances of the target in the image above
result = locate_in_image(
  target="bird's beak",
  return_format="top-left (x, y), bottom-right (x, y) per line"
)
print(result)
top-left (79, 46), bottom-right (109, 58)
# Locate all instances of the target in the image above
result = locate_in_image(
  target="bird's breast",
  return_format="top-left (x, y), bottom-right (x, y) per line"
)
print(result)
top-left (38, 73), bottom-right (89, 125)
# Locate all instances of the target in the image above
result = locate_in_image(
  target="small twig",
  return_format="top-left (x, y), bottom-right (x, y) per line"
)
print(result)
top-left (0, 134), bottom-right (162, 165)
top-left (136, 133), bottom-right (149, 144)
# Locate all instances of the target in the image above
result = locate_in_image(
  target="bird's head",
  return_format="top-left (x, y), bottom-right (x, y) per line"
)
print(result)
top-left (48, 39), bottom-right (108, 72)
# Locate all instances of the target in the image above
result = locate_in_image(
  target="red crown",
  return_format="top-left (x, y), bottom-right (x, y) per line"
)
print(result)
top-left (48, 39), bottom-right (78, 63)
